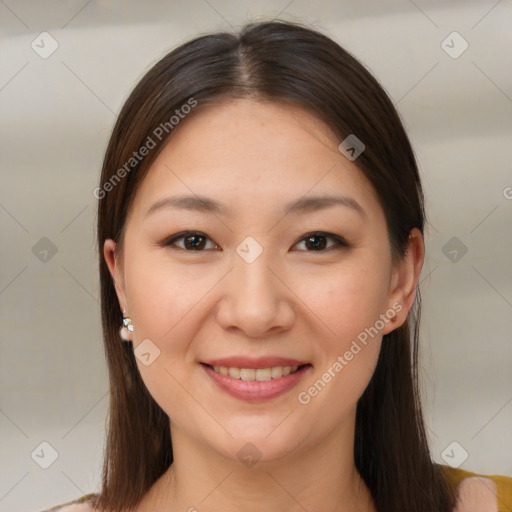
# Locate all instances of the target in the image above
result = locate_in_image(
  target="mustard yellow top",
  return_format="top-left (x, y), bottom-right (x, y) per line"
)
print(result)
top-left (40, 464), bottom-right (512, 511)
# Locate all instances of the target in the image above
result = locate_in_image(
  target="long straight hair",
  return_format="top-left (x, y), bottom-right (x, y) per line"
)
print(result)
top-left (95, 20), bottom-right (457, 512)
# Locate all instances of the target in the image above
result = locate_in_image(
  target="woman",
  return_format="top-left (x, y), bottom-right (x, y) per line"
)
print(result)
top-left (42, 19), bottom-right (512, 512)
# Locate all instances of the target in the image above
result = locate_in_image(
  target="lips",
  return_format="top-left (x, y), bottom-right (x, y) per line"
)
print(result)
top-left (200, 356), bottom-right (313, 402)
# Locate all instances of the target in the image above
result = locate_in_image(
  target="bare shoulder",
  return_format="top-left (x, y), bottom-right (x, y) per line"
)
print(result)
top-left (39, 496), bottom-right (100, 512)
top-left (453, 476), bottom-right (498, 512)
top-left (55, 505), bottom-right (96, 512)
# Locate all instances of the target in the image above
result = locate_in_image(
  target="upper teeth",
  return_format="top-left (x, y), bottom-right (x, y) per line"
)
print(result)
top-left (212, 365), bottom-right (299, 381)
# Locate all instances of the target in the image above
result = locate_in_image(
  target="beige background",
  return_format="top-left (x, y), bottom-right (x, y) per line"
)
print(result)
top-left (0, 1), bottom-right (511, 510)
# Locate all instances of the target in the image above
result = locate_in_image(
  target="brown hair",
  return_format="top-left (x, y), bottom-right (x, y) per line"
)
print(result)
top-left (95, 19), bottom-right (457, 512)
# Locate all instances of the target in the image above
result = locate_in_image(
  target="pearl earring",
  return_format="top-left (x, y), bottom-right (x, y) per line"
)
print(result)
top-left (120, 308), bottom-right (134, 341)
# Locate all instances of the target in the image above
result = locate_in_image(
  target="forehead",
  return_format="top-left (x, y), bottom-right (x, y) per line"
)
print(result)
top-left (129, 98), bottom-right (383, 223)
top-left (159, 97), bottom-right (341, 163)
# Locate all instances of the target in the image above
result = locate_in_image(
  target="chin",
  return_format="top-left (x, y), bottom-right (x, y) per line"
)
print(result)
top-left (210, 421), bottom-right (306, 465)
top-left (223, 439), bottom-right (299, 468)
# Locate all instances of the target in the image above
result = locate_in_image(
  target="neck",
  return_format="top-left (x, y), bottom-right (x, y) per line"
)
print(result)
top-left (139, 409), bottom-right (376, 512)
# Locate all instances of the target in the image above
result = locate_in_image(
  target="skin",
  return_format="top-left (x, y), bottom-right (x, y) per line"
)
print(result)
top-left (103, 98), bottom-right (425, 512)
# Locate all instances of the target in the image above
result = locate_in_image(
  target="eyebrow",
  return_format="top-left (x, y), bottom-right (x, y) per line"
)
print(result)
top-left (145, 194), bottom-right (367, 219)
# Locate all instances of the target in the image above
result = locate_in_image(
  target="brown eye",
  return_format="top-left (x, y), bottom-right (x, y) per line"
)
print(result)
top-left (163, 231), bottom-right (220, 251)
top-left (293, 232), bottom-right (349, 252)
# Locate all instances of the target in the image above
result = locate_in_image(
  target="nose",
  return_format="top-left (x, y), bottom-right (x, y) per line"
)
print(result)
top-left (215, 248), bottom-right (296, 338)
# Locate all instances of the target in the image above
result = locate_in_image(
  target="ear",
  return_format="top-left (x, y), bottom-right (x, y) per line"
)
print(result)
top-left (103, 238), bottom-right (128, 314)
top-left (381, 228), bottom-right (425, 335)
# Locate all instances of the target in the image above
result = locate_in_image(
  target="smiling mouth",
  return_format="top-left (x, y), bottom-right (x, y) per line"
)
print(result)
top-left (202, 363), bottom-right (311, 382)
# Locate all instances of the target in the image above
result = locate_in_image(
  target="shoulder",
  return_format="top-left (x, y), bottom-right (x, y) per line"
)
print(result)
top-left (38, 494), bottom-right (99, 512)
top-left (437, 464), bottom-right (512, 512)
top-left (453, 476), bottom-right (498, 512)
top-left (50, 505), bottom-right (95, 512)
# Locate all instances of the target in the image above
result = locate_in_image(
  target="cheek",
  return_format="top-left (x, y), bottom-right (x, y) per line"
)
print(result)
top-left (123, 260), bottom-right (200, 426)
top-left (296, 338), bottom-right (381, 439)
top-left (122, 244), bottom-right (249, 413)
top-left (294, 256), bottom-right (388, 403)
top-left (298, 255), bottom-right (391, 345)
top-left (295, 270), bottom-right (385, 421)
top-left (124, 248), bottom-right (218, 343)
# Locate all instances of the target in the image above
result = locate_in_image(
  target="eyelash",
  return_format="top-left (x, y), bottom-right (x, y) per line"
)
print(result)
top-left (161, 231), bottom-right (350, 253)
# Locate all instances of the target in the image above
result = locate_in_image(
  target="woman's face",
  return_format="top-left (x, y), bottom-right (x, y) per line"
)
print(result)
top-left (105, 98), bottom-right (416, 465)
